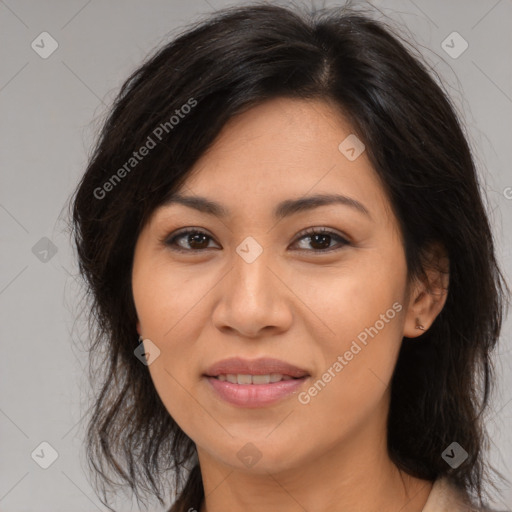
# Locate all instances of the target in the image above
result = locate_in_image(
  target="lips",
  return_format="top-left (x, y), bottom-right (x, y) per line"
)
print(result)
top-left (203, 357), bottom-right (310, 407)
top-left (215, 373), bottom-right (295, 384)
top-left (204, 357), bottom-right (310, 379)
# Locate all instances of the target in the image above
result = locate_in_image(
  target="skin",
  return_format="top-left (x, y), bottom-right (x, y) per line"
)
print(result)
top-left (131, 97), bottom-right (449, 512)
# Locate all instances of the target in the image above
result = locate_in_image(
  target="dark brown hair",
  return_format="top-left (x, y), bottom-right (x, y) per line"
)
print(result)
top-left (67, 2), bottom-right (510, 511)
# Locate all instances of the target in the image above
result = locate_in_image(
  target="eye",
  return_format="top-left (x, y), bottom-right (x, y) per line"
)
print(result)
top-left (291, 227), bottom-right (350, 253)
top-left (163, 228), bottom-right (219, 252)
top-left (162, 227), bottom-right (350, 253)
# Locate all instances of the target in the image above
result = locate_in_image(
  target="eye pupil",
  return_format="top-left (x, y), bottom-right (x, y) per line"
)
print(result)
top-left (188, 233), bottom-right (209, 249)
top-left (310, 234), bottom-right (331, 250)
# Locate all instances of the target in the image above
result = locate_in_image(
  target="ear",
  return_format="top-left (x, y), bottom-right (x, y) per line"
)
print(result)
top-left (136, 321), bottom-right (141, 337)
top-left (403, 241), bottom-right (449, 338)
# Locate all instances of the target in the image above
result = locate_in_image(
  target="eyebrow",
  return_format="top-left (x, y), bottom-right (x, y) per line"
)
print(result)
top-left (160, 192), bottom-right (371, 220)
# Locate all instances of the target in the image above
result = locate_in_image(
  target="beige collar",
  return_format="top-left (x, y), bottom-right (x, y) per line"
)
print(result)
top-left (422, 478), bottom-right (476, 512)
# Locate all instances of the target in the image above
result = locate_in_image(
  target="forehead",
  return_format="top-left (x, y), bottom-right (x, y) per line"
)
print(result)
top-left (161, 97), bottom-right (394, 224)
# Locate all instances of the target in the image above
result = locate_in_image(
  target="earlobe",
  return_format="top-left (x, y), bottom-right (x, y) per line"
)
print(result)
top-left (403, 283), bottom-right (430, 339)
top-left (415, 318), bottom-right (425, 331)
top-left (403, 242), bottom-right (449, 339)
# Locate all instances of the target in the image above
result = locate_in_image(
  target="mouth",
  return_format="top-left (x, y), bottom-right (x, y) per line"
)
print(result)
top-left (204, 356), bottom-right (310, 379)
top-left (210, 373), bottom-right (302, 384)
top-left (203, 357), bottom-right (310, 408)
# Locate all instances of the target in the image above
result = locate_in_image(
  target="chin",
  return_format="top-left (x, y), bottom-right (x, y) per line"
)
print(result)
top-left (211, 437), bottom-right (305, 475)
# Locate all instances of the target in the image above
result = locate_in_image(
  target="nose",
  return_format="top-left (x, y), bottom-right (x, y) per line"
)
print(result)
top-left (211, 247), bottom-right (293, 338)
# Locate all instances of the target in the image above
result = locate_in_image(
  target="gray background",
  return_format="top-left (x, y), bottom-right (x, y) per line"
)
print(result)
top-left (1, 0), bottom-right (511, 510)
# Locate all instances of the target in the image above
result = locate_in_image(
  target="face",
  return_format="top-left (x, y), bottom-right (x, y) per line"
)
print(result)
top-left (132, 97), bottom-right (416, 475)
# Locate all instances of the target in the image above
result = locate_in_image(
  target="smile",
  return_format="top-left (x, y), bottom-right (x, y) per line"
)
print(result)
top-left (213, 373), bottom-right (297, 384)
top-left (205, 375), bottom-right (309, 408)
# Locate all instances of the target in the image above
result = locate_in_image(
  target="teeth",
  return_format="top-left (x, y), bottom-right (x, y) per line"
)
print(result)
top-left (237, 374), bottom-right (252, 385)
top-left (252, 374), bottom-right (270, 384)
top-left (215, 373), bottom-right (296, 384)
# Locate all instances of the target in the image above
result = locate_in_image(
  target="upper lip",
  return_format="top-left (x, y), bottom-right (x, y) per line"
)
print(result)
top-left (204, 357), bottom-right (310, 378)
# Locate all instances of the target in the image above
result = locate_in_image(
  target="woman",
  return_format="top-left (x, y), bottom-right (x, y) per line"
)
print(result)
top-left (68, 3), bottom-right (510, 511)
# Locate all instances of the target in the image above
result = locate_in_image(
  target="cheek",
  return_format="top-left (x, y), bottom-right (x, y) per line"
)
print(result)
top-left (133, 257), bottom-right (209, 339)
top-left (294, 297), bottom-right (404, 451)
top-left (141, 323), bottom-right (205, 439)
top-left (294, 254), bottom-right (404, 351)
top-left (133, 265), bottom-right (204, 370)
top-left (132, 258), bottom-right (207, 431)
top-left (294, 249), bottom-right (405, 410)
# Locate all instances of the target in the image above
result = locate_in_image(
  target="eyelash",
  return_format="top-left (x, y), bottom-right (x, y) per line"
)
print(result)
top-left (162, 227), bottom-right (350, 254)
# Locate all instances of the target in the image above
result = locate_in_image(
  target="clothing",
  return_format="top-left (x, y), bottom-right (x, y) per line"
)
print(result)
top-left (172, 476), bottom-right (509, 512)
top-left (422, 477), bottom-right (509, 512)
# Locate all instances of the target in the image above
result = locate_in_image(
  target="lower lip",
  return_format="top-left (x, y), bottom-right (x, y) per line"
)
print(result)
top-left (205, 376), bottom-right (308, 408)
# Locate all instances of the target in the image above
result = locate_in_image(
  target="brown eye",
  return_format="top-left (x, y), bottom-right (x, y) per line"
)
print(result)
top-left (165, 229), bottom-right (218, 252)
top-left (163, 226), bottom-right (349, 254)
top-left (292, 227), bottom-right (349, 253)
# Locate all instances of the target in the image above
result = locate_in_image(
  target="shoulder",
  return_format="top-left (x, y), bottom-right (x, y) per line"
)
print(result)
top-left (422, 478), bottom-right (508, 512)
